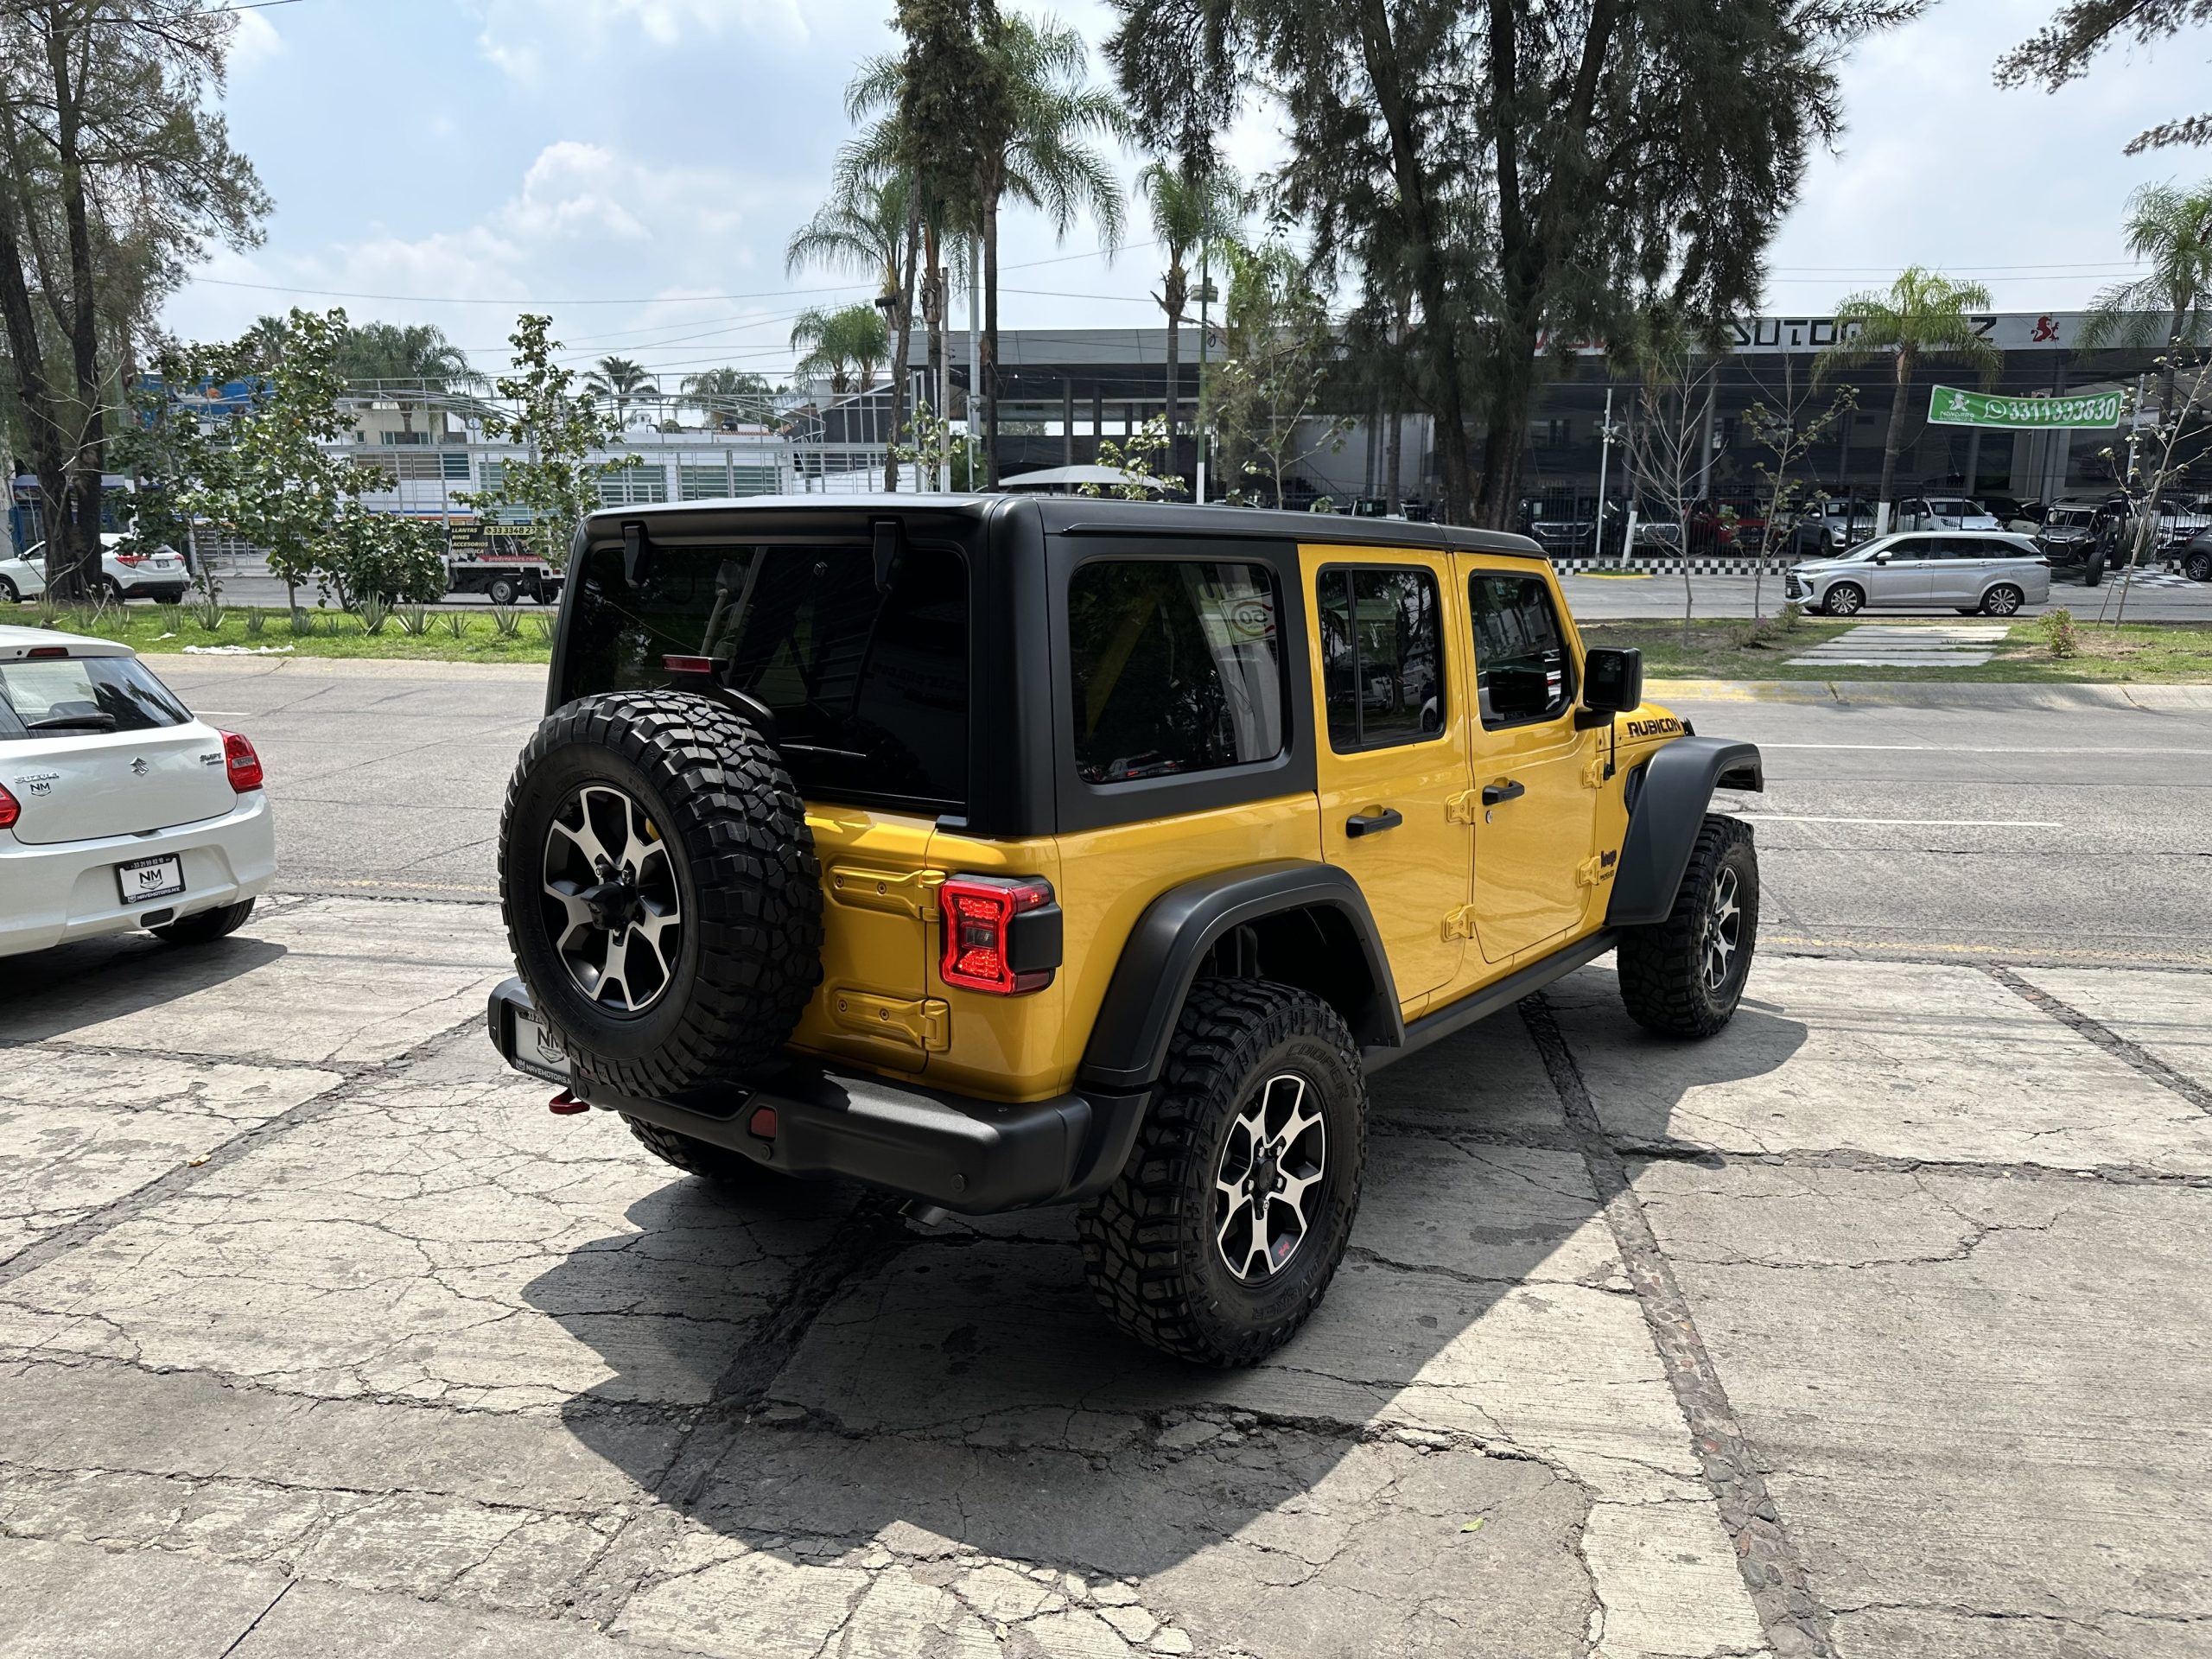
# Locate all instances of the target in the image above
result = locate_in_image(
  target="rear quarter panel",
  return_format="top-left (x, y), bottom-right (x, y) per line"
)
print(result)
top-left (927, 797), bottom-right (1321, 1102)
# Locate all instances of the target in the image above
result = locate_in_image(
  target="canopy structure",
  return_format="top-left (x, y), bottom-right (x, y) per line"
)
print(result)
top-left (997, 464), bottom-right (1173, 493)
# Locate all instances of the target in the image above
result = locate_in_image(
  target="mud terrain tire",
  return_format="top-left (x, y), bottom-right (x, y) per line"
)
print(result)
top-left (500, 690), bottom-right (821, 1096)
top-left (1617, 814), bottom-right (1758, 1038)
top-left (1078, 981), bottom-right (1367, 1366)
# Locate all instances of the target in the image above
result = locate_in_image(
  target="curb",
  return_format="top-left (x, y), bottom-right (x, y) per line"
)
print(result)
top-left (146, 651), bottom-right (550, 683)
top-left (1653, 677), bottom-right (2212, 711)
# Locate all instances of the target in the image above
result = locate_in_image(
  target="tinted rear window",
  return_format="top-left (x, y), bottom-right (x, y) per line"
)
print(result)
top-left (0, 655), bottom-right (191, 739)
top-left (561, 541), bottom-right (968, 810)
top-left (1066, 560), bottom-right (1283, 784)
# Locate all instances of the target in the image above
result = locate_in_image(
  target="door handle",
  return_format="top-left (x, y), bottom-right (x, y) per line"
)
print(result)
top-left (1481, 780), bottom-right (1526, 806)
top-left (1345, 807), bottom-right (1403, 837)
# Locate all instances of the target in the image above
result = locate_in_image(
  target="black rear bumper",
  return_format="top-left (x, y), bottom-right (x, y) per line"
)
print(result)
top-left (486, 977), bottom-right (1146, 1213)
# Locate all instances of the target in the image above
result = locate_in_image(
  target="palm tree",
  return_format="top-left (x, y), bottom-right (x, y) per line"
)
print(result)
top-left (334, 321), bottom-right (480, 391)
top-left (790, 305), bottom-right (891, 395)
top-left (786, 173), bottom-right (912, 314)
top-left (1138, 159), bottom-right (1243, 484)
top-left (972, 14), bottom-right (1127, 486)
top-left (789, 167), bottom-right (922, 487)
top-left (2082, 179), bottom-right (2212, 424)
top-left (679, 367), bottom-right (776, 431)
top-left (582, 356), bottom-right (658, 421)
top-left (1815, 268), bottom-right (2001, 532)
top-left (239, 314), bottom-right (291, 373)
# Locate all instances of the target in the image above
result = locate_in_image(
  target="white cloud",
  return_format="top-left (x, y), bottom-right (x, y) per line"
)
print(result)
top-left (225, 8), bottom-right (283, 74)
top-left (473, 0), bottom-right (822, 83)
top-left (503, 142), bottom-right (652, 241)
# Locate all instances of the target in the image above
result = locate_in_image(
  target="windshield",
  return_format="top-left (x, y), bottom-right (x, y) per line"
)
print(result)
top-left (560, 539), bottom-right (969, 812)
top-left (0, 654), bottom-right (192, 739)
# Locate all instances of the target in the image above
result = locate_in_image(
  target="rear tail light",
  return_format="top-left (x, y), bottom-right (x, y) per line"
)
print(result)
top-left (220, 731), bottom-right (264, 792)
top-left (938, 875), bottom-right (1061, 995)
top-left (114, 551), bottom-right (147, 567)
top-left (0, 784), bottom-right (16, 830)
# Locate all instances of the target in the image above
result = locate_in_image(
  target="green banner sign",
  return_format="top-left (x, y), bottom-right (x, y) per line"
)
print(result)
top-left (1927, 385), bottom-right (2122, 429)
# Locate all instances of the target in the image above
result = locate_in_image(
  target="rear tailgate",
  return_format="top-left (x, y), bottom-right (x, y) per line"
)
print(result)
top-left (4, 723), bottom-right (235, 844)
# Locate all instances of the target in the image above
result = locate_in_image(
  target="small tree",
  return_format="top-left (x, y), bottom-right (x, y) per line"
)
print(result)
top-left (464, 315), bottom-right (634, 572)
top-left (1206, 241), bottom-right (1349, 506)
top-left (319, 507), bottom-right (448, 607)
top-left (2098, 346), bottom-right (2212, 626)
top-left (1743, 354), bottom-right (1856, 620)
top-left (889, 402), bottom-right (982, 489)
top-left (156, 308), bottom-right (365, 610)
top-left (1079, 415), bottom-right (1172, 499)
top-left (1624, 332), bottom-right (1718, 650)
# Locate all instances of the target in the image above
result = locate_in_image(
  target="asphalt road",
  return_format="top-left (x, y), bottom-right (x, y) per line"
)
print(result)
top-left (156, 657), bottom-right (2212, 967)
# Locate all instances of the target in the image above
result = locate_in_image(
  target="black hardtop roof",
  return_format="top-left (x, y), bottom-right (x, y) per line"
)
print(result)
top-left (585, 493), bottom-right (1547, 559)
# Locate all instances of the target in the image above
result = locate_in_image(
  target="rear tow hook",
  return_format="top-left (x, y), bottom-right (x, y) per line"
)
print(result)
top-left (549, 1089), bottom-right (589, 1116)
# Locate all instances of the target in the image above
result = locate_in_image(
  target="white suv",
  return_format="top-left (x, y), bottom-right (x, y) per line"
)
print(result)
top-left (0, 626), bottom-right (275, 955)
top-left (13, 534), bottom-right (191, 604)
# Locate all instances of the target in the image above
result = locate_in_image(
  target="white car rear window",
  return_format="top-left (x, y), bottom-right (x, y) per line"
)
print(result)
top-left (0, 657), bottom-right (191, 738)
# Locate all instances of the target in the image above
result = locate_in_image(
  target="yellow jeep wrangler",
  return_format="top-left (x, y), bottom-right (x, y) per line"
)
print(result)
top-left (489, 497), bottom-right (1763, 1364)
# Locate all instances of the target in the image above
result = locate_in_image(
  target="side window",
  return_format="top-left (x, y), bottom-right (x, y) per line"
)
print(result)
top-left (1888, 537), bottom-right (1931, 559)
top-left (1067, 560), bottom-right (1284, 785)
top-left (1468, 571), bottom-right (1576, 729)
top-left (1318, 566), bottom-right (1445, 751)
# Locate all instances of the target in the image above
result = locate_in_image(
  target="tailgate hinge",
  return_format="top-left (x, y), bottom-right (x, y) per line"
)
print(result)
top-left (827, 864), bottom-right (947, 921)
top-left (1444, 790), bottom-right (1481, 825)
top-left (830, 987), bottom-right (951, 1052)
top-left (1440, 905), bottom-right (1479, 942)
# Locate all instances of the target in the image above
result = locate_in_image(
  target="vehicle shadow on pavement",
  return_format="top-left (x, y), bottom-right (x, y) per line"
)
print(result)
top-left (0, 933), bottom-right (283, 1044)
top-left (519, 978), bottom-right (1811, 1652)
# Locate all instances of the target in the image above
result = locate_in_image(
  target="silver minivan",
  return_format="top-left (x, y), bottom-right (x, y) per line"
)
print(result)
top-left (1784, 531), bottom-right (2052, 616)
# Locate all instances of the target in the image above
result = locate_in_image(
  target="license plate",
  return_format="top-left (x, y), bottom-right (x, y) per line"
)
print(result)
top-left (116, 854), bottom-right (184, 903)
top-left (510, 1002), bottom-right (570, 1082)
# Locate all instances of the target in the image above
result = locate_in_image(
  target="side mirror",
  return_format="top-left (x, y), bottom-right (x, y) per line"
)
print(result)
top-left (1872, 551), bottom-right (1891, 563)
top-left (1581, 646), bottom-right (1643, 716)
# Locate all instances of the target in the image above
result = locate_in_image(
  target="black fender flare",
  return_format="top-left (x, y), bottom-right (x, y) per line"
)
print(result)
top-left (1077, 861), bottom-right (1402, 1093)
top-left (1605, 736), bottom-right (1764, 928)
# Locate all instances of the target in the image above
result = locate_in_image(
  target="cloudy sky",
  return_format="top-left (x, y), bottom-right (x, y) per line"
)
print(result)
top-left (170, 0), bottom-right (2212, 382)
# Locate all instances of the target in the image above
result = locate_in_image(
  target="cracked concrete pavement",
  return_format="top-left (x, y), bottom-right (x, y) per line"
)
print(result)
top-left (6, 898), bottom-right (2210, 1657)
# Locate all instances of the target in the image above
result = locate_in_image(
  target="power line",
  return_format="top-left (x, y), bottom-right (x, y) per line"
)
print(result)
top-left (184, 238), bottom-right (1160, 310)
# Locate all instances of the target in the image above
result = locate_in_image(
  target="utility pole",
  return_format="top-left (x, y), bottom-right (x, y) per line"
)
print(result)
top-left (1592, 385), bottom-right (1616, 563)
top-left (968, 235), bottom-right (981, 492)
top-left (1195, 238), bottom-right (1211, 505)
top-left (938, 264), bottom-right (950, 492)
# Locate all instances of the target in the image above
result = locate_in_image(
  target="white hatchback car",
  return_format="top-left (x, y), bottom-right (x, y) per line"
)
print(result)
top-left (0, 627), bottom-right (274, 956)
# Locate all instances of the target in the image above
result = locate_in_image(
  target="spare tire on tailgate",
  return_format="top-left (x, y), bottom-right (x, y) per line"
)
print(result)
top-left (499, 690), bottom-right (822, 1097)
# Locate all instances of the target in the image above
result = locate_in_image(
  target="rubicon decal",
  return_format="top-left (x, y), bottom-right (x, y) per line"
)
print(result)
top-left (1624, 716), bottom-right (1682, 739)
